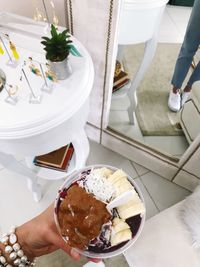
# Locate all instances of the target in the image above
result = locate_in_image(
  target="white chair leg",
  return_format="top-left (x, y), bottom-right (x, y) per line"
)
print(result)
top-left (24, 156), bottom-right (42, 202)
top-left (26, 177), bottom-right (42, 202)
top-left (117, 45), bottom-right (124, 62)
top-left (127, 90), bottom-right (137, 124)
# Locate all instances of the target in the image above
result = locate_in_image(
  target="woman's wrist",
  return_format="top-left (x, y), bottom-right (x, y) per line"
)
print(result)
top-left (16, 224), bottom-right (36, 262)
top-left (0, 226), bottom-right (36, 266)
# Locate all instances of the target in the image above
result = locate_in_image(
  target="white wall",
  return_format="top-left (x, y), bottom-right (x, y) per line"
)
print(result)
top-left (0, 0), bottom-right (66, 26)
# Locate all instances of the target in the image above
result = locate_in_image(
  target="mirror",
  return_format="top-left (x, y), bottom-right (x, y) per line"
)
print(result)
top-left (108, 2), bottom-right (196, 159)
top-left (0, 0), bottom-right (66, 27)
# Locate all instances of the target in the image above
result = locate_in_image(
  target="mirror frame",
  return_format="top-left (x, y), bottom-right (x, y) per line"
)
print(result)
top-left (66, 0), bottom-right (200, 190)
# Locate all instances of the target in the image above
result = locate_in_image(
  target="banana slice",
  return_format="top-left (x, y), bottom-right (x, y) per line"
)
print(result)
top-left (114, 180), bottom-right (134, 196)
top-left (113, 178), bottom-right (131, 187)
top-left (113, 217), bottom-right (123, 226)
top-left (116, 188), bottom-right (136, 199)
top-left (92, 167), bottom-right (113, 177)
top-left (117, 193), bottom-right (141, 209)
top-left (107, 169), bottom-right (127, 184)
top-left (118, 202), bottom-right (145, 219)
top-left (110, 175), bottom-right (137, 195)
top-left (107, 169), bottom-right (145, 219)
top-left (109, 176), bottom-right (128, 185)
top-left (112, 217), bottom-right (130, 233)
top-left (111, 229), bottom-right (132, 246)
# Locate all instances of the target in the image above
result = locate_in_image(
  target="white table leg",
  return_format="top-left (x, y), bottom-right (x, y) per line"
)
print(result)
top-left (26, 176), bottom-right (42, 202)
top-left (127, 36), bottom-right (158, 124)
top-left (72, 127), bottom-right (90, 170)
top-left (0, 152), bottom-right (42, 202)
top-left (117, 45), bottom-right (124, 62)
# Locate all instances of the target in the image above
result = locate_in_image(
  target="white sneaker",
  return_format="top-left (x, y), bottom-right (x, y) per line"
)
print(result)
top-left (168, 89), bottom-right (181, 112)
top-left (181, 91), bottom-right (190, 106)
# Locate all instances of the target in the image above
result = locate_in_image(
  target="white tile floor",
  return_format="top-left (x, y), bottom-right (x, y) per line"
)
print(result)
top-left (0, 140), bottom-right (190, 236)
top-left (158, 6), bottom-right (191, 43)
top-left (109, 5), bottom-right (192, 157)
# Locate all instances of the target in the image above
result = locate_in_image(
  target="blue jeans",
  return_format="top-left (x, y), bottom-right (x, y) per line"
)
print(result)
top-left (171, 0), bottom-right (200, 89)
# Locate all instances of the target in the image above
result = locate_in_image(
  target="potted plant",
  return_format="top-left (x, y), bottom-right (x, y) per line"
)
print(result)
top-left (41, 24), bottom-right (73, 80)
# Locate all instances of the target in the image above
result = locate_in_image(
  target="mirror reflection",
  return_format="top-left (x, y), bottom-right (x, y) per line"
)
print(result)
top-left (109, 2), bottom-right (198, 158)
top-left (0, 0), bottom-right (65, 27)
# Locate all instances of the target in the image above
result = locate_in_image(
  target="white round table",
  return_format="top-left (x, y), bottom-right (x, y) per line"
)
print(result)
top-left (0, 13), bottom-right (94, 201)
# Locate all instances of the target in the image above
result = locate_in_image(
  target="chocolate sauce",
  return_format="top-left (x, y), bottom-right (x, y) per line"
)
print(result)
top-left (57, 185), bottom-right (111, 250)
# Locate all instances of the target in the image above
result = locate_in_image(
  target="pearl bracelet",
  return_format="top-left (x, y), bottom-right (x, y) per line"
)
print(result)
top-left (0, 227), bottom-right (36, 267)
top-left (0, 248), bottom-right (12, 266)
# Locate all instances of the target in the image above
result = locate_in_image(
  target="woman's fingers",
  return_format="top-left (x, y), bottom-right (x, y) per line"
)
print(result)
top-left (49, 231), bottom-right (80, 260)
top-left (70, 248), bottom-right (81, 261)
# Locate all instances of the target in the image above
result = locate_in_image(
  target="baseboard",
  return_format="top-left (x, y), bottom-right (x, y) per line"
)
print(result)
top-left (101, 130), bottom-right (179, 180)
top-left (173, 169), bottom-right (200, 191)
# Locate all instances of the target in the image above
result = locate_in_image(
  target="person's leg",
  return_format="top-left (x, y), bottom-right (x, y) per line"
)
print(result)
top-left (185, 60), bottom-right (200, 89)
top-left (168, 0), bottom-right (200, 111)
top-left (182, 60), bottom-right (200, 105)
top-left (171, 0), bottom-right (200, 89)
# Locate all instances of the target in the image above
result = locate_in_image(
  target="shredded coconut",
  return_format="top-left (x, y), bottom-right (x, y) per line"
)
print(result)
top-left (83, 169), bottom-right (116, 202)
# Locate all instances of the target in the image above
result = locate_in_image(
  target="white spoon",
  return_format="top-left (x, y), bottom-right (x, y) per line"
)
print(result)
top-left (107, 190), bottom-right (136, 212)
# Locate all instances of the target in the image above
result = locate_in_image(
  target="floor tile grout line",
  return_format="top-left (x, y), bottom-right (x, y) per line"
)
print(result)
top-left (144, 169), bottom-right (179, 185)
top-left (129, 160), bottom-right (139, 177)
top-left (130, 161), bottom-right (150, 177)
top-left (139, 176), bottom-right (161, 212)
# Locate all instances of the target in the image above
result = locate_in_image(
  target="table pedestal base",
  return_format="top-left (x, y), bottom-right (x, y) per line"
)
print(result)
top-left (0, 152), bottom-right (42, 201)
top-left (0, 124), bottom-right (90, 202)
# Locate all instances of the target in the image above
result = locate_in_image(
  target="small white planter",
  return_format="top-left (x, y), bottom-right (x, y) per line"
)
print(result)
top-left (50, 58), bottom-right (72, 80)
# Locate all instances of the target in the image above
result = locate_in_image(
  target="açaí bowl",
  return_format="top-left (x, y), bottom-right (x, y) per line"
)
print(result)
top-left (54, 164), bottom-right (146, 259)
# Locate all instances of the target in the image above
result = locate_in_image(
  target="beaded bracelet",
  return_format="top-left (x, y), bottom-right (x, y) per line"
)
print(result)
top-left (0, 248), bottom-right (12, 266)
top-left (0, 227), bottom-right (36, 267)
